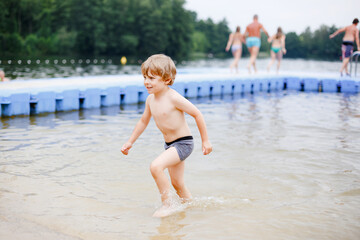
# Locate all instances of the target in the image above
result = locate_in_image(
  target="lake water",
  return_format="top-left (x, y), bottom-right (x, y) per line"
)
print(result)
top-left (1, 90), bottom-right (360, 239)
top-left (0, 57), bottom-right (347, 80)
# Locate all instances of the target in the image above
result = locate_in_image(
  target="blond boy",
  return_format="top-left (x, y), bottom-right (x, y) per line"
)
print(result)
top-left (121, 54), bottom-right (212, 217)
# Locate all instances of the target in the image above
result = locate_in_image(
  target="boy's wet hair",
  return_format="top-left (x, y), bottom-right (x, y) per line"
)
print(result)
top-left (353, 18), bottom-right (359, 24)
top-left (141, 54), bottom-right (177, 85)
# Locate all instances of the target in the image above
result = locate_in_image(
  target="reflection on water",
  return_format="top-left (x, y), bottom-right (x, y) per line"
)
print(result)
top-left (150, 212), bottom-right (187, 240)
top-left (0, 59), bottom-right (141, 80)
top-left (1, 92), bottom-right (360, 240)
top-left (0, 58), bottom-right (342, 80)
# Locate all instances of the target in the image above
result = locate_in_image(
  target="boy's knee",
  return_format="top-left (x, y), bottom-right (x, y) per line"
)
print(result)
top-left (150, 162), bottom-right (163, 175)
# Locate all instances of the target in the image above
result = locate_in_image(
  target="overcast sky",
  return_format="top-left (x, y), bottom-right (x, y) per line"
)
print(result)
top-left (184, 0), bottom-right (360, 34)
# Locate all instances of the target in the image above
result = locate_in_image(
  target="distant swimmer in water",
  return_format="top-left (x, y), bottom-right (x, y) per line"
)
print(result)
top-left (267, 27), bottom-right (287, 74)
top-left (121, 54), bottom-right (212, 218)
top-left (329, 18), bottom-right (360, 76)
top-left (244, 14), bottom-right (269, 74)
top-left (225, 26), bottom-right (245, 73)
top-left (0, 70), bottom-right (9, 82)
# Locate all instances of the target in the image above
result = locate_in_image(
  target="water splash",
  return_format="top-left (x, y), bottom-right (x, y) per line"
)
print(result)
top-left (186, 196), bottom-right (252, 210)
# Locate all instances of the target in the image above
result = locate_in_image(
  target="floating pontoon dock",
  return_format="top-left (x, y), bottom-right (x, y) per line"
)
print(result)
top-left (0, 72), bottom-right (358, 117)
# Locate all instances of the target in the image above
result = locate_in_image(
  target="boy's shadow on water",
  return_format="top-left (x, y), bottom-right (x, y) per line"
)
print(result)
top-left (149, 211), bottom-right (187, 240)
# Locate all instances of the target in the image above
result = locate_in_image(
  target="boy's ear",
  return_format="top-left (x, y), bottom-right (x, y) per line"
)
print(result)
top-left (164, 78), bottom-right (172, 85)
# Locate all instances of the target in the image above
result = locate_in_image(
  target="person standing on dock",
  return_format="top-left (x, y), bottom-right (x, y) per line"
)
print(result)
top-left (121, 54), bottom-right (212, 218)
top-left (244, 14), bottom-right (269, 74)
top-left (225, 26), bottom-right (245, 73)
top-left (329, 18), bottom-right (360, 77)
top-left (267, 27), bottom-right (287, 74)
top-left (0, 70), bottom-right (9, 82)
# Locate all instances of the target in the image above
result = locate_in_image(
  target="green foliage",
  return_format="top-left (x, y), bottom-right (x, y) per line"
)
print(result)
top-left (69, 0), bottom-right (106, 55)
top-left (194, 18), bottom-right (231, 57)
top-left (285, 25), bottom-right (344, 60)
top-left (260, 32), bottom-right (270, 53)
top-left (285, 32), bottom-right (305, 58)
top-left (53, 27), bottom-right (77, 55)
top-left (0, 33), bottom-right (23, 54)
top-left (311, 25), bottom-right (341, 60)
top-left (192, 31), bottom-right (209, 52)
top-left (166, 0), bottom-right (193, 59)
top-left (0, 0), bottom-right (351, 60)
top-left (120, 34), bottom-right (139, 56)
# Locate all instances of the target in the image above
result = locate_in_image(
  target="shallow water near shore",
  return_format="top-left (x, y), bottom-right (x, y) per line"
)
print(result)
top-left (1, 91), bottom-right (360, 239)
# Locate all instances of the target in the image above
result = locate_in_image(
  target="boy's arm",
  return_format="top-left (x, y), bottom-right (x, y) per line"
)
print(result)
top-left (260, 24), bottom-right (269, 38)
top-left (282, 35), bottom-right (287, 54)
top-left (241, 34), bottom-right (246, 44)
top-left (121, 97), bottom-right (152, 155)
top-left (172, 93), bottom-right (212, 155)
top-left (356, 28), bottom-right (360, 50)
top-left (329, 27), bottom-right (346, 39)
top-left (267, 34), bottom-right (274, 43)
top-left (225, 33), bottom-right (234, 51)
top-left (244, 27), bottom-right (249, 38)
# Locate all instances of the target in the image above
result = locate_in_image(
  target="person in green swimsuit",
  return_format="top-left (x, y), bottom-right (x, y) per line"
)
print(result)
top-left (267, 27), bottom-right (287, 73)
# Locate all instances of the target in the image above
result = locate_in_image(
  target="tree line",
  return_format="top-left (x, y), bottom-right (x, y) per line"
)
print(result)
top-left (0, 0), bottom-right (346, 61)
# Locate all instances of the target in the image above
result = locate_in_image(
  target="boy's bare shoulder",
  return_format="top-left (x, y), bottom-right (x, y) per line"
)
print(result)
top-left (168, 88), bottom-right (185, 101)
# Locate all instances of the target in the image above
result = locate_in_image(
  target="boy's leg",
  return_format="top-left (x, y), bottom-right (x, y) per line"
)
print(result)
top-left (234, 49), bottom-right (241, 73)
top-left (277, 59), bottom-right (281, 73)
top-left (267, 51), bottom-right (275, 71)
top-left (344, 58), bottom-right (350, 74)
top-left (340, 58), bottom-right (349, 75)
top-left (252, 47), bottom-right (259, 72)
top-left (248, 47), bottom-right (259, 72)
top-left (169, 160), bottom-right (192, 201)
top-left (150, 147), bottom-right (181, 204)
top-left (247, 48), bottom-right (252, 74)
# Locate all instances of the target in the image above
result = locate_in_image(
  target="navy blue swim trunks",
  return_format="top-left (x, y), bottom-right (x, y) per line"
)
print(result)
top-left (164, 136), bottom-right (194, 161)
top-left (342, 41), bottom-right (354, 58)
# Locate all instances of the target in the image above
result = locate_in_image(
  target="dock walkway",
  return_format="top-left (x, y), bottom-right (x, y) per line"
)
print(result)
top-left (0, 71), bottom-right (359, 117)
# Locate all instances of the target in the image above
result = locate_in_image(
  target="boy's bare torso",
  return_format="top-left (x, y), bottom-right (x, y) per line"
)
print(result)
top-left (271, 36), bottom-right (283, 48)
top-left (232, 32), bottom-right (243, 45)
top-left (343, 25), bottom-right (358, 42)
top-left (148, 89), bottom-right (191, 142)
top-left (246, 22), bottom-right (262, 37)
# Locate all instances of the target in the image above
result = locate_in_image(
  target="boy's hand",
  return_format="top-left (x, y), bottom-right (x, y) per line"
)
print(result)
top-left (121, 142), bottom-right (132, 155)
top-left (202, 140), bottom-right (212, 155)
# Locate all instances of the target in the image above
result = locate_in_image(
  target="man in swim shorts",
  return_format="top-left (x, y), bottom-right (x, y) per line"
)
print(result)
top-left (267, 27), bottom-right (287, 73)
top-left (244, 14), bottom-right (269, 74)
top-left (330, 18), bottom-right (360, 76)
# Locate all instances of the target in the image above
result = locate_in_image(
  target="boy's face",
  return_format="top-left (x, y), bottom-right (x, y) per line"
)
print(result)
top-left (143, 71), bottom-right (168, 94)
